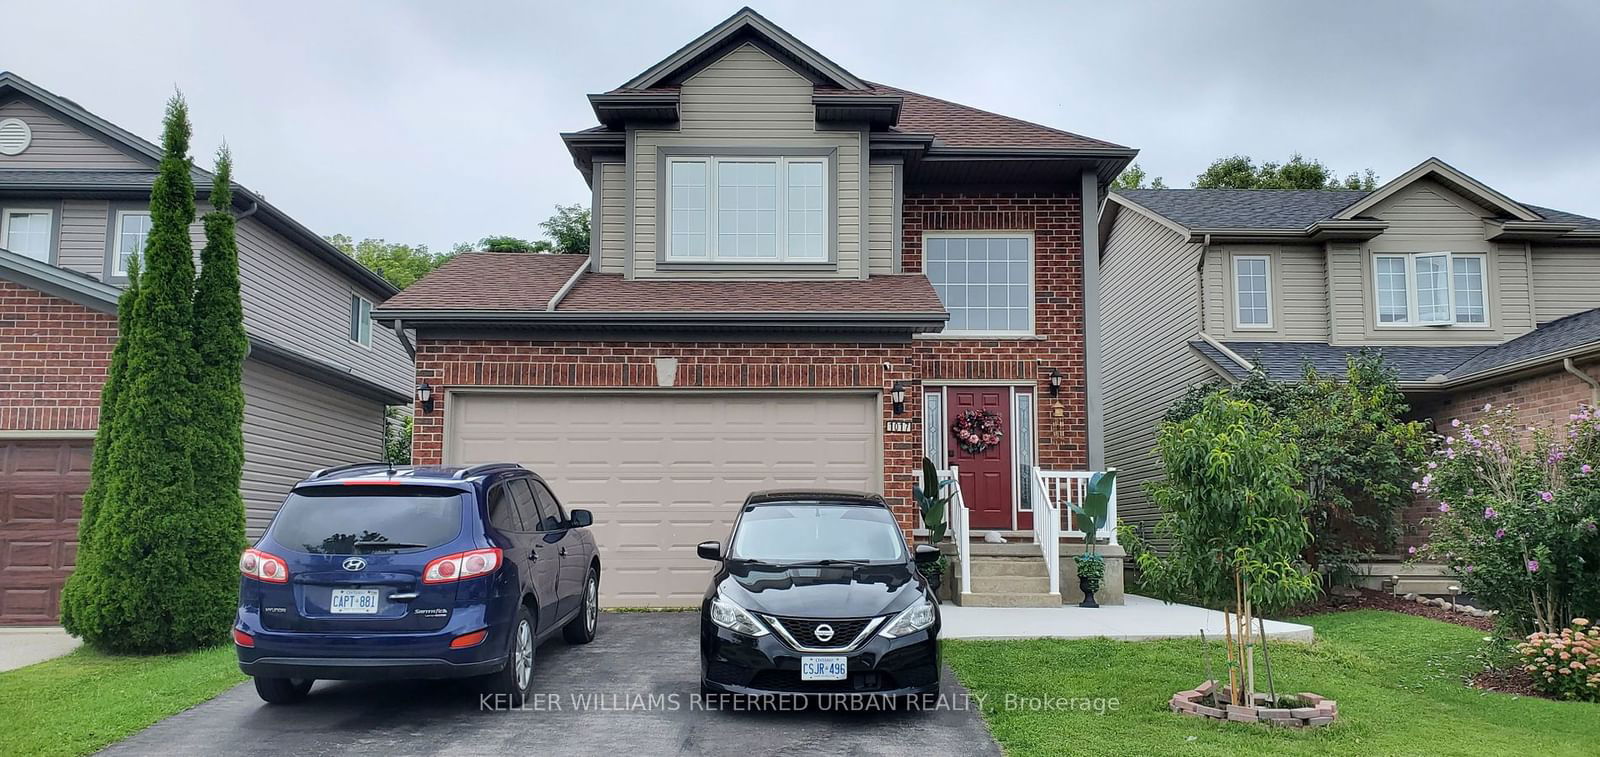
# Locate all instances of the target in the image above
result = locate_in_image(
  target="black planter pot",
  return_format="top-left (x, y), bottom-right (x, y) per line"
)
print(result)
top-left (1078, 575), bottom-right (1100, 608)
top-left (921, 565), bottom-right (944, 595)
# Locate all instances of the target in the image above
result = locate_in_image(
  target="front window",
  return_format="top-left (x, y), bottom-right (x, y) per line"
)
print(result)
top-left (1232, 255), bottom-right (1271, 328)
top-left (1372, 252), bottom-right (1488, 326)
top-left (114, 211), bottom-right (152, 276)
top-left (730, 504), bottom-right (907, 564)
top-left (349, 294), bottom-right (373, 346)
top-left (2, 208), bottom-right (53, 262)
top-left (925, 234), bottom-right (1033, 335)
top-left (267, 487), bottom-right (464, 554)
top-left (665, 156), bottom-right (828, 262)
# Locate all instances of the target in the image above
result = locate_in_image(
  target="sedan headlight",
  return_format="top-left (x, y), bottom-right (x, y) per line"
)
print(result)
top-left (709, 593), bottom-right (769, 637)
top-left (878, 597), bottom-right (937, 639)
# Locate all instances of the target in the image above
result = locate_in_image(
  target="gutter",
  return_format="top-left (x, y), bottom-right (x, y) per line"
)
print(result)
top-left (1565, 358), bottom-right (1600, 407)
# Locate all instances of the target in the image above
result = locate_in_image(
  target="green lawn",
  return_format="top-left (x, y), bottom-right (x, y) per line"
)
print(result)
top-left (0, 644), bottom-right (244, 757)
top-left (943, 611), bottom-right (1594, 756)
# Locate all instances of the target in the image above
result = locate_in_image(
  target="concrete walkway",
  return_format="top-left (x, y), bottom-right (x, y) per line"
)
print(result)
top-left (940, 594), bottom-right (1314, 643)
top-left (0, 626), bottom-right (80, 672)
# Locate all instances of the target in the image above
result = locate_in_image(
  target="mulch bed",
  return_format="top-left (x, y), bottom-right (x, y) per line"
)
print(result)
top-left (1469, 668), bottom-right (1545, 698)
top-left (1294, 588), bottom-right (1496, 631)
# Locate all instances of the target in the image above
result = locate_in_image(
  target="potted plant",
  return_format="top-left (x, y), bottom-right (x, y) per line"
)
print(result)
top-left (913, 457), bottom-right (957, 594)
top-left (1069, 468), bottom-right (1117, 607)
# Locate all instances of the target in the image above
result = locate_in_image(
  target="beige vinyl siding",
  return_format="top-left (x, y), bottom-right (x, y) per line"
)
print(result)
top-left (1530, 246), bottom-right (1600, 323)
top-left (235, 216), bottom-right (412, 393)
top-left (598, 161), bottom-right (627, 274)
top-left (1201, 243), bottom-right (1328, 341)
top-left (0, 99), bottom-right (147, 171)
top-left (866, 162), bottom-right (895, 274)
top-left (1101, 209), bottom-right (1212, 536)
top-left (241, 358), bottom-right (385, 534)
top-left (55, 199), bottom-right (108, 278)
top-left (1331, 180), bottom-right (1533, 345)
top-left (631, 43), bottom-right (863, 279)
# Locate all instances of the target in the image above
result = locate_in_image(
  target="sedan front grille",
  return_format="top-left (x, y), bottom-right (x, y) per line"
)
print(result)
top-left (768, 616), bottom-right (874, 649)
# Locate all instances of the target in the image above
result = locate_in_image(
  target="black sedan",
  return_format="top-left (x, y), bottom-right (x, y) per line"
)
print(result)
top-left (697, 489), bottom-right (942, 699)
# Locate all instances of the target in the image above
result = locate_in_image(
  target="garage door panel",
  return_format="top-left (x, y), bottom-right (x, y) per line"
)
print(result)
top-left (449, 392), bottom-right (880, 607)
top-left (0, 438), bottom-right (92, 624)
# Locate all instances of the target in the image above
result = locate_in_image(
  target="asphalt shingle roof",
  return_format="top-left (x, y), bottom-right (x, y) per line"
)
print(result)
top-left (865, 84), bottom-right (1127, 151)
top-left (1447, 307), bottom-right (1600, 378)
top-left (381, 253), bottom-right (586, 311)
top-left (1117, 190), bottom-right (1600, 232)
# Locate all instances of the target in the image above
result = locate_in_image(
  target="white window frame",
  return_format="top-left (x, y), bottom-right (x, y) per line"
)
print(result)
top-left (922, 231), bottom-right (1035, 338)
top-left (1, 207), bottom-right (54, 263)
top-left (663, 155), bottom-right (830, 263)
top-left (1370, 252), bottom-right (1490, 328)
top-left (1231, 254), bottom-right (1273, 330)
top-left (349, 294), bottom-right (373, 348)
top-left (112, 210), bottom-right (153, 277)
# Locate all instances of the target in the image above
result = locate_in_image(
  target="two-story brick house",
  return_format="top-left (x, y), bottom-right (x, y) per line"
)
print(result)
top-left (1100, 157), bottom-right (1600, 550)
top-left (377, 8), bottom-right (1134, 606)
top-left (0, 72), bottom-right (413, 623)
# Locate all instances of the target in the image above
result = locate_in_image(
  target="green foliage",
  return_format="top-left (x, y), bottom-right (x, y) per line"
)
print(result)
top-left (1193, 153), bottom-right (1379, 190)
top-left (326, 234), bottom-right (451, 289)
top-left (1073, 469), bottom-right (1117, 552)
top-left (385, 407), bottom-right (413, 465)
top-left (539, 203), bottom-right (590, 254)
top-left (476, 235), bottom-right (551, 253)
top-left (913, 457), bottom-right (955, 544)
top-left (1139, 394), bottom-right (1319, 615)
top-left (1419, 404), bottom-right (1600, 634)
top-left (1110, 163), bottom-right (1166, 190)
top-left (1073, 552), bottom-right (1106, 593)
top-left (65, 94), bottom-right (212, 653)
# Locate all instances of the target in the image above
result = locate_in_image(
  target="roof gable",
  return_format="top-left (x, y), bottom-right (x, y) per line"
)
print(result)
top-left (0, 72), bottom-right (161, 168)
top-left (619, 7), bottom-right (866, 91)
top-left (1333, 157), bottom-right (1540, 222)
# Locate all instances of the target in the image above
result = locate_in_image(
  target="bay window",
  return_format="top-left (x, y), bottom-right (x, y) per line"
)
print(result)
top-left (1372, 252), bottom-right (1488, 326)
top-left (665, 155), bottom-right (828, 262)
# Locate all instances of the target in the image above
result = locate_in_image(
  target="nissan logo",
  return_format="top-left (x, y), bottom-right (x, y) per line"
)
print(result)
top-left (814, 623), bottom-right (835, 642)
top-left (342, 557), bottom-right (366, 572)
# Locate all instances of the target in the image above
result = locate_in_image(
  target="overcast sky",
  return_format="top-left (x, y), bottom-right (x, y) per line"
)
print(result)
top-left (5, 1), bottom-right (1597, 250)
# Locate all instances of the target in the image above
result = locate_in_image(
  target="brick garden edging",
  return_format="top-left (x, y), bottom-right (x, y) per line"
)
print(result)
top-left (1169, 680), bottom-right (1338, 727)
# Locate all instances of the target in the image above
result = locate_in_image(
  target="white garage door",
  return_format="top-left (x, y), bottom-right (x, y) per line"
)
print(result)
top-left (447, 392), bottom-right (881, 607)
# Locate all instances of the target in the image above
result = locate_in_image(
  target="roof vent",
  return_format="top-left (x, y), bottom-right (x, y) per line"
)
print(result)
top-left (0, 118), bottom-right (31, 156)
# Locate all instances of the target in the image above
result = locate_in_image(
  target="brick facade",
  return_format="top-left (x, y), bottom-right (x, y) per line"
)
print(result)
top-left (1399, 358), bottom-right (1600, 550)
top-left (410, 193), bottom-right (1089, 534)
top-left (0, 281), bottom-right (115, 431)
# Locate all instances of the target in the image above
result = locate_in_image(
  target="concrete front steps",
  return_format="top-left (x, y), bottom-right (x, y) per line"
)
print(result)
top-left (1352, 559), bottom-right (1460, 596)
top-left (951, 541), bottom-right (1126, 607)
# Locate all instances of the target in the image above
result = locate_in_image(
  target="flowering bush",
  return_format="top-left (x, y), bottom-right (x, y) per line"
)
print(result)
top-left (1418, 404), bottom-right (1600, 634)
top-left (1518, 618), bottom-right (1600, 701)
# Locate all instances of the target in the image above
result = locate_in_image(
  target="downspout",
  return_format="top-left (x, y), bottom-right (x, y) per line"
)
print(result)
top-left (392, 319), bottom-right (416, 360)
top-left (236, 200), bottom-right (260, 221)
top-left (1565, 358), bottom-right (1600, 407)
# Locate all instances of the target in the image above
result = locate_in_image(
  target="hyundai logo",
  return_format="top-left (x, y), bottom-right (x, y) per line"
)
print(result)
top-left (814, 623), bottom-right (835, 642)
top-left (342, 557), bottom-right (367, 572)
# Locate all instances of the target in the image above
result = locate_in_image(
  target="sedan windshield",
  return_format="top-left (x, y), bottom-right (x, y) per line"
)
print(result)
top-left (730, 504), bottom-right (907, 563)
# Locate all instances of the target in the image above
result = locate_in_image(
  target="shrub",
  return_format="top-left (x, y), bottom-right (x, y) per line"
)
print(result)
top-left (1419, 404), bottom-right (1600, 634)
top-left (1517, 618), bottom-right (1599, 701)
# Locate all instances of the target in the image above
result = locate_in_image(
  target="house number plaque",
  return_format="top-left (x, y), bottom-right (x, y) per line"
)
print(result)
top-left (885, 420), bottom-right (913, 434)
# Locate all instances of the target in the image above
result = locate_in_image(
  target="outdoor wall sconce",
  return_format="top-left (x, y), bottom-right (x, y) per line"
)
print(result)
top-left (1049, 368), bottom-right (1061, 397)
top-left (417, 381), bottom-right (435, 413)
top-left (890, 381), bottom-right (907, 415)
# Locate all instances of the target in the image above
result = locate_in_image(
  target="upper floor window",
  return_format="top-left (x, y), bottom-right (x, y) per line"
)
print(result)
top-left (1373, 252), bottom-right (1488, 326)
top-left (348, 294), bottom-right (373, 347)
top-left (665, 156), bottom-right (828, 262)
top-left (114, 210), bottom-right (152, 277)
top-left (925, 233), bottom-right (1033, 336)
top-left (1, 208), bottom-right (53, 262)
top-left (1232, 255), bottom-right (1272, 328)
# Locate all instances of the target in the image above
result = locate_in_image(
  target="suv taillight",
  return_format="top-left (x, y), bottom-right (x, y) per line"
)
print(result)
top-left (240, 548), bottom-right (289, 583)
top-left (423, 548), bottom-right (502, 584)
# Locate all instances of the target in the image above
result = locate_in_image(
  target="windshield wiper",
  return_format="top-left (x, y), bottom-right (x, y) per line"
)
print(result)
top-left (773, 558), bottom-right (875, 567)
top-left (352, 540), bottom-right (427, 551)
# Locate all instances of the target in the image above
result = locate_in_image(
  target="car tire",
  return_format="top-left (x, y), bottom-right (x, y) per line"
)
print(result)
top-left (481, 607), bottom-right (536, 706)
top-left (253, 676), bottom-right (313, 704)
top-left (563, 568), bottom-right (600, 644)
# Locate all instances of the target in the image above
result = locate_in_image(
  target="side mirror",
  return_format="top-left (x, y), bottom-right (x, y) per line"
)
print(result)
top-left (697, 540), bottom-right (724, 561)
top-left (568, 509), bottom-right (593, 528)
top-left (914, 544), bottom-right (942, 565)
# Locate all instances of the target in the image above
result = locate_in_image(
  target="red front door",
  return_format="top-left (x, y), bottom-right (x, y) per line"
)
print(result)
top-left (948, 387), bottom-right (1013, 530)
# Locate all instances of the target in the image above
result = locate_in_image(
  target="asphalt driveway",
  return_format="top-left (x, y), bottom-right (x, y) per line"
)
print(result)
top-left (100, 612), bottom-right (1000, 756)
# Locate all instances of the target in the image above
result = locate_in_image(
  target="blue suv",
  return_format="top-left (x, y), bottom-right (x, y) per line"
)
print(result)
top-left (234, 462), bottom-right (599, 704)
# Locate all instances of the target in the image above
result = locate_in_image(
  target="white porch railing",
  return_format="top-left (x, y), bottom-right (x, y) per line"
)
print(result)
top-left (1034, 469), bottom-right (1119, 545)
top-left (938, 466), bottom-right (971, 601)
top-left (1029, 467), bottom-right (1062, 596)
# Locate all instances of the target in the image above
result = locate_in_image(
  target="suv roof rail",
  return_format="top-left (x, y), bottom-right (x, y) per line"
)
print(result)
top-left (452, 462), bottom-right (524, 480)
top-left (308, 461), bottom-right (392, 480)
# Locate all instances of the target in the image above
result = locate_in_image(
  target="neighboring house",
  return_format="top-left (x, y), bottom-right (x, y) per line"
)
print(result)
top-left (377, 8), bottom-right (1135, 606)
top-left (1099, 157), bottom-right (1600, 550)
top-left (0, 72), bottom-right (413, 624)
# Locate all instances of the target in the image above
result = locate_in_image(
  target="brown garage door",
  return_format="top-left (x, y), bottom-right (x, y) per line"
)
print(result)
top-left (0, 438), bottom-right (91, 625)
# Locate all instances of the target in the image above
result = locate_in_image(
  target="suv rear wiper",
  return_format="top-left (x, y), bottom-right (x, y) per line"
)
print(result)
top-left (353, 540), bottom-right (428, 551)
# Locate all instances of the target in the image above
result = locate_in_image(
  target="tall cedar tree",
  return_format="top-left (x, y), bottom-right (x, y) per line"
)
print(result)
top-left (188, 147), bottom-right (249, 641)
top-left (69, 95), bottom-right (204, 652)
top-left (59, 258), bottom-right (140, 637)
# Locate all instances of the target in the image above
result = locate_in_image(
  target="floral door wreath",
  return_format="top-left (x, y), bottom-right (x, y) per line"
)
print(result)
top-left (952, 409), bottom-right (1004, 454)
